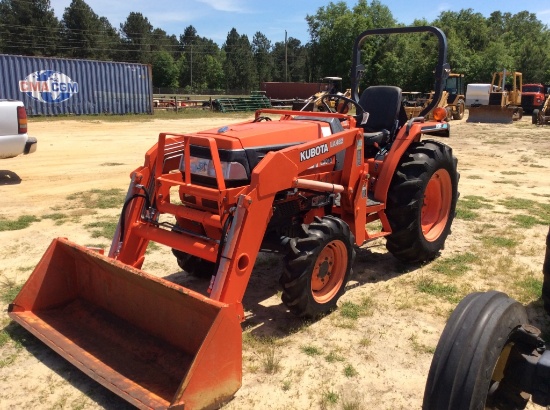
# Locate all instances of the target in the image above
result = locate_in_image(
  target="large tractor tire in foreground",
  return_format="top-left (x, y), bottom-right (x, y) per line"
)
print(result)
top-left (423, 291), bottom-right (530, 410)
top-left (543, 226), bottom-right (550, 315)
top-left (386, 140), bottom-right (459, 263)
top-left (280, 216), bottom-right (355, 318)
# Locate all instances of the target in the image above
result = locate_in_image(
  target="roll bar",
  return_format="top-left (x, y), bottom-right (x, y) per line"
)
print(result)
top-left (350, 26), bottom-right (450, 118)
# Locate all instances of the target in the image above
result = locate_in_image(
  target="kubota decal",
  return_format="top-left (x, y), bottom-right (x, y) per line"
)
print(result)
top-left (19, 70), bottom-right (79, 103)
top-left (300, 143), bottom-right (329, 162)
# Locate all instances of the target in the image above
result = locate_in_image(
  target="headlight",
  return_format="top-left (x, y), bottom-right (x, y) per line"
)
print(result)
top-left (180, 155), bottom-right (248, 180)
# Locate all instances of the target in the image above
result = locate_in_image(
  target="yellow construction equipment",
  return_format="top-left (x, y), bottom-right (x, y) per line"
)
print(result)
top-left (403, 73), bottom-right (465, 121)
top-left (467, 70), bottom-right (523, 123)
top-left (532, 93), bottom-right (550, 125)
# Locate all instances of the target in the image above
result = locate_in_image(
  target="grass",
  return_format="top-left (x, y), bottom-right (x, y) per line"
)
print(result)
top-left (409, 333), bottom-right (436, 355)
top-left (358, 337), bottom-right (372, 348)
top-left (243, 334), bottom-right (282, 374)
top-left (514, 275), bottom-right (543, 304)
top-left (340, 392), bottom-right (364, 410)
top-left (325, 351), bottom-right (345, 363)
top-left (499, 197), bottom-right (550, 226)
top-left (479, 235), bottom-right (518, 249)
top-left (301, 345), bottom-right (323, 356)
top-left (455, 195), bottom-right (493, 221)
top-left (339, 296), bottom-right (374, 320)
top-left (66, 188), bottom-right (125, 209)
top-left (431, 252), bottom-right (478, 277)
top-left (512, 214), bottom-right (541, 228)
top-left (416, 277), bottom-right (459, 302)
top-left (0, 276), bottom-right (23, 303)
top-left (260, 346), bottom-right (281, 374)
top-left (494, 180), bottom-right (520, 186)
top-left (30, 109), bottom-right (252, 123)
top-left (0, 215), bottom-right (40, 231)
top-left (320, 390), bottom-right (339, 409)
top-left (84, 219), bottom-right (118, 239)
top-left (100, 162), bottom-right (125, 166)
top-left (343, 364), bottom-right (358, 378)
top-left (42, 212), bottom-right (70, 226)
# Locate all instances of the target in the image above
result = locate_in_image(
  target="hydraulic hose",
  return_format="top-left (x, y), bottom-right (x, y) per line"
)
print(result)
top-left (118, 188), bottom-right (152, 245)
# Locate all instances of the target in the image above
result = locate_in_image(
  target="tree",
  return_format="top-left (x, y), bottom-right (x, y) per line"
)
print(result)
top-left (272, 37), bottom-right (307, 82)
top-left (119, 12), bottom-right (153, 63)
top-left (151, 50), bottom-right (179, 88)
top-left (252, 32), bottom-right (273, 85)
top-left (151, 28), bottom-right (180, 59)
top-left (222, 28), bottom-right (257, 92)
top-left (61, 0), bottom-right (119, 60)
top-left (306, 0), bottom-right (395, 87)
top-left (179, 25), bottom-right (223, 92)
top-left (0, 0), bottom-right (60, 56)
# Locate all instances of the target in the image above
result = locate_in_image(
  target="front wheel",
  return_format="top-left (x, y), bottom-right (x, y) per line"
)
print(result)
top-left (423, 291), bottom-right (530, 410)
top-left (452, 99), bottom-right (465, 120)
top-left (280, 216), bottom-right (356, 318)
top-left (172, 248), bottom-right (215, 278)
top-left (386, 140), bottom-right (459, 263)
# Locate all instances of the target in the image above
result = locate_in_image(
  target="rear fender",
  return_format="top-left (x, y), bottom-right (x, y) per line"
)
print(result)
top-left (373, 120), bottom-right (446, 201)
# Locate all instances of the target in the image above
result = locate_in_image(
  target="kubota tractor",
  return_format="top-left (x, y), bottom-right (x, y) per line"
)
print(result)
top-left (8, 26), bottom-right (459, 410)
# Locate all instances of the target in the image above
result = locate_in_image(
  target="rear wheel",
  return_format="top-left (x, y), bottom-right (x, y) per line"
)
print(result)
top-left (452, 99), bottom-right (465, 120)
top-left (386, 140), bottom-right (459, 263)
top-left (532, 109), bottom-right (540, 125)
top-left (423, 291), bottom-right (529, 410)
top-left (280, 216), bottom-right (355, 318)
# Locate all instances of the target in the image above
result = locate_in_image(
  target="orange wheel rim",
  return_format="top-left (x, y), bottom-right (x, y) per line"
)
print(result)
top-left (422, 169), bottom-right (452, 242)
top-left (311, 240), bottom-right (347, 303)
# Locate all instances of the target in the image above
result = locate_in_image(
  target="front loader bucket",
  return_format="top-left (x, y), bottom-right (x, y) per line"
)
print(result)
top-left (8, 238), bottom-right (242, 410)
top-left (466, 105), bottom-right (516, 124)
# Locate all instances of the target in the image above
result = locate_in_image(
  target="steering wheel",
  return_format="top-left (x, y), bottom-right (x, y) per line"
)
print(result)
top-left (253, 116), bottom-right (272, 122)
top-left (319, 94), bottom-right (364, 115)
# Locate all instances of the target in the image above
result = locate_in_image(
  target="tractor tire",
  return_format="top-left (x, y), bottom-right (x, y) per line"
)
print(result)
top-left (172, 248), bottom-right (215, 278)
top-left (543, 226), bottom-right (550, 315)
top-left (452, 99), bottom-right (465, 120)
top-left (423, 291), bottom-right (529, 410)
top-left (385, 140), bottom-right (459, 263)
top-left (532, 109), bottom-right (540, 125)
top-left (280, 216), bottom-right (355, 318)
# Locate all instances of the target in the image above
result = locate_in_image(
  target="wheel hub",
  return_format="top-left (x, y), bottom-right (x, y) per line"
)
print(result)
top-left (422, 169), bottom-right (452, 242)
top-left (311, 240), bottom-right (347, 303)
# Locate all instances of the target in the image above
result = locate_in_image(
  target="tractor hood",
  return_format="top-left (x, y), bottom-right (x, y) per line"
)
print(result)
top-left (178, 118), bottom-right (339, 188)
top-left (194, 119), bottom-right (327, 150)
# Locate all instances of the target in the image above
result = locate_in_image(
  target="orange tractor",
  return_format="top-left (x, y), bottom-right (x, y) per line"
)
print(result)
top-left (8, 26), bottom-right (459, 409)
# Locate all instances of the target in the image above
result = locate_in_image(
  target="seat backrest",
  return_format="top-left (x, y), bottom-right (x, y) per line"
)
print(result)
top-left (357, 86), bottom-right (403, 134)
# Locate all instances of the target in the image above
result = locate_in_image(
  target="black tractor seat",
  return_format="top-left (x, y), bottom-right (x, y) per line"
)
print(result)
top-left (355, 85), bottom-right (406, 154)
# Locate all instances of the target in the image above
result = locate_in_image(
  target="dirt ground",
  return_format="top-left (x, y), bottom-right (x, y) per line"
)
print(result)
top-left (0, 112), bottom-right (549, 410)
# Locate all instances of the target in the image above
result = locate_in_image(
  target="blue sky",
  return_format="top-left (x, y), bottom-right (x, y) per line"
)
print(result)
top-left (48, 0), bottom-right (550, 45)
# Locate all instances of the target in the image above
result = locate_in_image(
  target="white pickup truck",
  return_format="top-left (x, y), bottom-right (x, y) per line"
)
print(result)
top-left (0, 99), bottom-right (37, 159)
